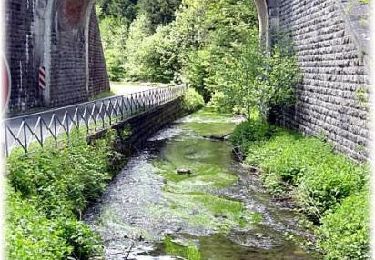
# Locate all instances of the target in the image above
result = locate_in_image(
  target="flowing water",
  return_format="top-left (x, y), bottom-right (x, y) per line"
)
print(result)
top-left (85, 108), bottom-right (319, 260)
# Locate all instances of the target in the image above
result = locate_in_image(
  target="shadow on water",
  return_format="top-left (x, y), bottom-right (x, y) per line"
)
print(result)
top-left (84, 108), bottom-right (320, 260)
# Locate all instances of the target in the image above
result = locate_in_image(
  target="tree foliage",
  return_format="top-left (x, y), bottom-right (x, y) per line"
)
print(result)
top-left (99, 0), bottom-right (300, 120)
top-left (138, 0), bottom-right (182, 31)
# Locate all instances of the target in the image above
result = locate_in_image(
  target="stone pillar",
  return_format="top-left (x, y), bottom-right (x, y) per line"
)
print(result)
top-left (253, 0), bottom-right (269, 49)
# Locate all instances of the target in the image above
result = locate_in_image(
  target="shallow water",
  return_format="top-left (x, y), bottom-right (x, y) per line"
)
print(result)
top-left (85, 109), bottom-right (319, 260)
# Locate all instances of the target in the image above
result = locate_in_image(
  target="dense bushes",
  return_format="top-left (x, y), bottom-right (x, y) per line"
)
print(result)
top-left (181, 87), bottom-right (205, 113)
top-left (6, 191), bottom-right (71, 259)
top-left (229, 120), bottom-right (276, 154)
top-left (231, 120), bottom-right (369, 259)
top-left (6, 131), bottom-right (122, 259)
top-left (98, 14), bottom-right (129, 81)
top-left (318, 190), bottom-right (370, 259)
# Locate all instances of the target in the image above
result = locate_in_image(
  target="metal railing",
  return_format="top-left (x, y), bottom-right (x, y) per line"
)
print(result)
top-left (3, 85), bottom-right (186, 156)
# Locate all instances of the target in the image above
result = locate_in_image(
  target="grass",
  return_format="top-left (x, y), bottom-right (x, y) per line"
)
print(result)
top-left (231, 119), bottom-right (370, 259)
top-left (89, 90), bottom-right (116, 101)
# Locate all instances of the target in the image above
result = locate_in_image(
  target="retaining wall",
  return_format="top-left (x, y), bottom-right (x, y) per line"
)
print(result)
top-left (272, 0), bottom-right (370, 161)
top-left (88, 98), bottom-right (186, 155)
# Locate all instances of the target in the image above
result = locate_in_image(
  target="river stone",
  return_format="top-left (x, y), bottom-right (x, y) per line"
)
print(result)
top-left (176, 168), bottom-right (191, 175)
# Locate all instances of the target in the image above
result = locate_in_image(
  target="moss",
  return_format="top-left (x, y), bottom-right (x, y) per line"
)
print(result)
top-left (164, 236), bottom-right (201, 260)
top-left (151, 116), bottom-right (256, 233)
top-left (154, 193), bottom-right (255, 232)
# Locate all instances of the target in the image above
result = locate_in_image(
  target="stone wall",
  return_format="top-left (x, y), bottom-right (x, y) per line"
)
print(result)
top-left (272, 0), bottom-right (370, 161)
top-left (88, 7), bottom-right (110, 98)
top-left (48, 0), bottom-right (90, 107)
top-left (88, 98), bottom-right (186, 154)
top-left (5, 0), bottom-right (110, 113)
top-left (5, 0), bottom-right (41, 111)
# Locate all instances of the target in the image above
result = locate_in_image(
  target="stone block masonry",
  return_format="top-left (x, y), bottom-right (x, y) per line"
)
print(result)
top-left (273, 0), bottom-right (370, 161)
top-left (5, 0), bottom-right (109, 113)
top-left (87, 98), bottom-right (187, 155)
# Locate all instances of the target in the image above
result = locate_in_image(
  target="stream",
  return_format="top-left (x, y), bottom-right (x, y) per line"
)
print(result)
top-left (84, 108), bottom-right (318, 260)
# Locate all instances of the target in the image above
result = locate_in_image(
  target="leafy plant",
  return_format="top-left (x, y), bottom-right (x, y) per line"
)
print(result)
top-left (317, 190), bottom-right (370, 259)
top-left (235, 121), bottom-right (370, 258)
top-left (229, 119), bottom-right (276, 153)
top-left (6, 130), bottom-right (119, 258)
top-left (182, 87), bottom-right (205, 113)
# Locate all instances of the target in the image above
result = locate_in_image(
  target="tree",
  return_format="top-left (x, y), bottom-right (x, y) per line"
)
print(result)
top-left (138, 0), bottom-right (182, 31)
top-left (97, 0), bottom-right (138, 22)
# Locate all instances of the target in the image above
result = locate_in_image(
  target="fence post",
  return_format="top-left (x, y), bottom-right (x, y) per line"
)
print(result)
top-left (23, 119), bottom-right (27, 153)
top-left (4, 125), bottom-right (8, 157)
top-left (40, 117), bottom-right (44, 148)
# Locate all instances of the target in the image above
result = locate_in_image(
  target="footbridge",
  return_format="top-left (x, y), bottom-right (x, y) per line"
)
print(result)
top-left (3, 85), bottom-right (187, 156)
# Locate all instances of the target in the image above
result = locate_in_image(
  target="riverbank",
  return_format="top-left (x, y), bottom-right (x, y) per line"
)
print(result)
top-left (230, 119), bottom-right (370, 259)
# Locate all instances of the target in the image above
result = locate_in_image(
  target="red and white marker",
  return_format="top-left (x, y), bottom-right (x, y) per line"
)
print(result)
top-left (38, 65), bottom-right (46, 89)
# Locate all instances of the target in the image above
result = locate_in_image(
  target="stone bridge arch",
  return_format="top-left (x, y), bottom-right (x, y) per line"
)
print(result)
top-left (5, 0), bottom-right (109, 111)
top-left (253, 0), bottom-right (280, 50)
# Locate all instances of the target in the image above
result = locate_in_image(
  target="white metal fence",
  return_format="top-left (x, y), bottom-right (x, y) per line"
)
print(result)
top-left (3, 85), bottom-right (186, 156)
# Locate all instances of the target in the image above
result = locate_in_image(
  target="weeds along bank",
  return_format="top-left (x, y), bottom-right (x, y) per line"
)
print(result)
top-left (5, 89), bottom-right (204, 259)
top-left (230, 120), bottom-right (370, 259)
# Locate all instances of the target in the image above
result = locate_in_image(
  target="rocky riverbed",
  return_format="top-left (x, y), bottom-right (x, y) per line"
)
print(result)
top-left (84, 108), bottom-right (318, 260)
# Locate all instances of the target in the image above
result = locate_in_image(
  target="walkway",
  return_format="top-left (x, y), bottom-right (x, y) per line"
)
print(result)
top-left (3, 84), bottom-right (186, 155)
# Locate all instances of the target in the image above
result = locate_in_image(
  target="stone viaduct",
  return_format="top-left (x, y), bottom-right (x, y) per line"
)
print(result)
top-left (5, 0), bottom-right (370, 160)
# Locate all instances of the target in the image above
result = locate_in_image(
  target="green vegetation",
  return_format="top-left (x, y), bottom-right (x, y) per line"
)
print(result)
top-left (181, 88), bottom-right (205, 113)
top-left (98, 0), bottom-right (299, 120)
top-left (164, 236), bottom-right (201, 260)
top-left (318, 190), bottom-right (369, 259)
top-left (6, 130), bottom-right (124, 259)
top-left (152, 113), bottom-right (255, 232)
top-left (97, 0), bottom-right (181, 81)
top-left (230, 120), bottom-right (369, 259)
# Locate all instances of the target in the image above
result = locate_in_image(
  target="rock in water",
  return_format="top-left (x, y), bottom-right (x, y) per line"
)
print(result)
top-left (177, 168), bottom-right (191, 175)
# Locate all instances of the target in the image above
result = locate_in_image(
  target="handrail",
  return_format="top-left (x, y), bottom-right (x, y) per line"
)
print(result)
top-left (3, 84), bottom-right (187, 156)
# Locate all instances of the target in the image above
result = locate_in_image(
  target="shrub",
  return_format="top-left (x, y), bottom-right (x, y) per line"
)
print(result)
top-left (244, 130), bottom-right (368, 219)
top-left (317, 190), bottom-right (370, 259)
top-left (124, 16), bottom-right (180, 83)
top-left (7, 131), bottom-right (113, 218)
top-left (182, 87), bottom-right (205, 113)
top-left (6, 130), bottom-right (118, 258)
top-left (239, 123), bottom-right (370, 258)
top-left (99, 16), bottom-right (128, 81)
top-left (6, 190), bottom-right (72, 260)
top-left (296, 155), bottom-right (368, 220)
top-left (229, 120), bottom-right (276, 154)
